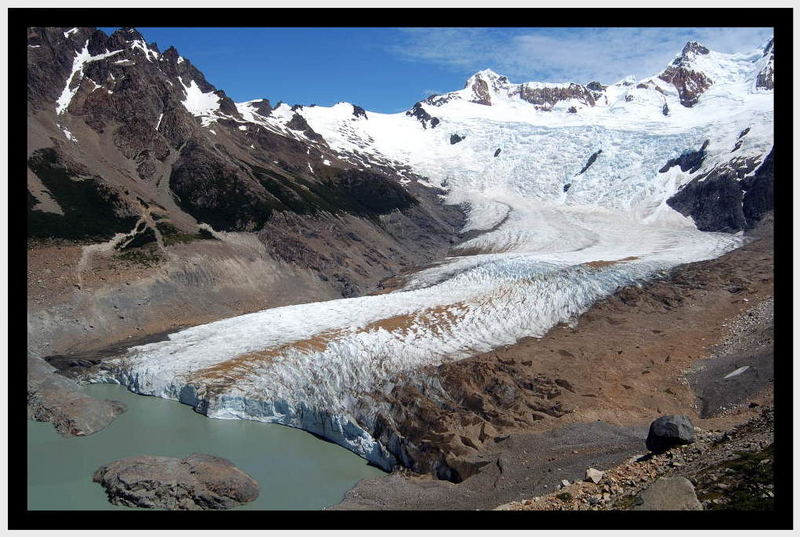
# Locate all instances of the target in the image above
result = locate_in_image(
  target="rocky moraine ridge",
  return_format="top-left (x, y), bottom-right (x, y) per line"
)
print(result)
top-left (28, 26), bottom-right (774, 511)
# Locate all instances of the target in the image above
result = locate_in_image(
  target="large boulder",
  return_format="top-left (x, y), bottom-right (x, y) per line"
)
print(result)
top-left (632, 477), bottom-right (703, 510)
top-left (93, 453), bottom-right (260, 510)
top-left (646, 415), bottom-right (696, 453)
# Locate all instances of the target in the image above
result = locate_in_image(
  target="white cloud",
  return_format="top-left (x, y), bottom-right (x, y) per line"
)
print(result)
top-left (391, 27), bottom-right (773, 85)
top-left (421, 88), bottom-right (446, 97)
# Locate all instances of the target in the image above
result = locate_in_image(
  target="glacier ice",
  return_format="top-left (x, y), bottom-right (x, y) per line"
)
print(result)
top-left (91, 41), bottom-right (773, 469)
top-left (92, 204), bottom-right (745, 467)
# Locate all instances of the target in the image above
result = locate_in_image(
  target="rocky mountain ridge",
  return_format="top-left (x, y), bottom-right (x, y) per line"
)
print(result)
top-left (29, 28), bottom-right (775, 248)
top-left (268, 38), bottom-right (773, 236)
top-left (411, 38), bottom-right (773, 116)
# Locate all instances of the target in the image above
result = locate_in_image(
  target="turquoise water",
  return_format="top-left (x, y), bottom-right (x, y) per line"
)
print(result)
top-left (27, 383), bottom-right (385, 510)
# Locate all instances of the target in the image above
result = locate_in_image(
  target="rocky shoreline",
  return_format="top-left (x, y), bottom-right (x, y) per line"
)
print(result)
top-left (27, 354), bottom-right (126, 436)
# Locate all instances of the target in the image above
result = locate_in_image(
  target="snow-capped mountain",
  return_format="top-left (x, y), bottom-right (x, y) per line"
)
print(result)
top-left (28, 28), bottom-right (774, 476)
top-left (29, 27), bottom-right (773, 237)
top-left (267, 39), bottom-right (773, 228)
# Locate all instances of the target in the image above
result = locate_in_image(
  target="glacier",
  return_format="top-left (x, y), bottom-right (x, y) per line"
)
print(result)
top-left (90, 41), bottom-right (773, 469)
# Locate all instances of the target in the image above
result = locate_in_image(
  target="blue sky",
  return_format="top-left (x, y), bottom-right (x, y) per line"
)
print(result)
top-left (101, 27), bottom-right (773, 113)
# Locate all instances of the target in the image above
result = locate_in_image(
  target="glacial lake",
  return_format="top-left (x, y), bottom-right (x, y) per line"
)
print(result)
top-left (27, 383), bottom-right (385, 510)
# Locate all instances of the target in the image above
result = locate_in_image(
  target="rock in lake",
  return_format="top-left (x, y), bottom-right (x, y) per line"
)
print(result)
top-left (93, 453), bottom-right (260, 510)
top-left (646, 415), bottom-right (696, 453)
top-left (633, 477), bottom-right (702, 511)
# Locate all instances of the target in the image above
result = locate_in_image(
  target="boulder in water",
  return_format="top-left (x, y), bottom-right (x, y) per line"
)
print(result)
top-left (93, 453), bottom-right (260, 510)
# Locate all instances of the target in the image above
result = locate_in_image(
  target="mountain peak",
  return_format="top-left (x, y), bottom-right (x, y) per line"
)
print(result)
top-left (473, 68), bottom-right (504, 79)
top-left (464, 69), bottom-right (510, 106)
top-left (112, 27), bottom-right (145, 42)
top-left (668, 41), bottom-right (712, 70)
top-left (681, 41), bottom-right (710, 57)
top-left (615, 75), bottom-right (637, 86)
top-left (466, 69), bottom-right (509, 86)
top-left (250, 98), bottom-right (273, 117)
top-left (661, 42), bottom-right (715, 107)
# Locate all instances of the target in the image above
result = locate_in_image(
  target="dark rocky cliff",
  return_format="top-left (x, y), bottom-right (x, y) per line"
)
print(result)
top-left (667, 150), bottom-right (773, 233)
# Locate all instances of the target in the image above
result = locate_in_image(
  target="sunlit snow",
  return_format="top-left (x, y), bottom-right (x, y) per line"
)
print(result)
top-left (179, 77), bottom-right (221, 120)
top-left (130, 39), bottom-right (160, 62)
top-left (61, 126), bottom-right (77, 142)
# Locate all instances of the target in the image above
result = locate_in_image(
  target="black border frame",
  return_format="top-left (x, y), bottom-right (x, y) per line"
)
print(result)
top-left (10, 7), bottom-right (793, 530)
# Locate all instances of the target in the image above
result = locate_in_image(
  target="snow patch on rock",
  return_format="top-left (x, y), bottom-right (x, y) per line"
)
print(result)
top-left (179, 77), bottom-right (221, 120)
top-left (56, 42), bottom-right (122, 115)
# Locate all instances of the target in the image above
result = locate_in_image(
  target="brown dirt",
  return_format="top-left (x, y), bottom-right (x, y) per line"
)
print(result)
top-left (361, 302), bottom-right (467, 335)
top-left (27, 241), bottom-right (89, 307)
top-left (26, 233), bottom-right (342, 357)
top-left (454, 232), bottom-right (769, 437)
top-left (187, 328), bottom-right (346, 393)
top-left (583, 256), bottom-right (639, 268)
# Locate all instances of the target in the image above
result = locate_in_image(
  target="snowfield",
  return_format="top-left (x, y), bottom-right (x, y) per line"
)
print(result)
top-left (91, 41), bottom-right (773, 468)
